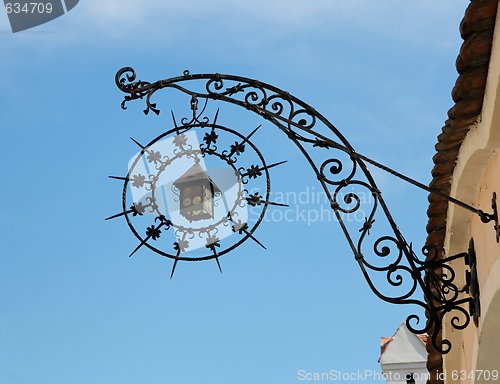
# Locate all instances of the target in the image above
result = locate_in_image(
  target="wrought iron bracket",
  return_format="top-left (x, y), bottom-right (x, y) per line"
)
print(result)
top-left (479, 192), bottom-right (500, 243)
top-left (423, 238), bottom-right (480, 328)
top-left (110, 67), bottom-right (491, 354)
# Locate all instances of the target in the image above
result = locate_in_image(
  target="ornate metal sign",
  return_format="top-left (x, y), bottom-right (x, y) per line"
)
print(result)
top-left (109, 67), bottom-right (494, 353)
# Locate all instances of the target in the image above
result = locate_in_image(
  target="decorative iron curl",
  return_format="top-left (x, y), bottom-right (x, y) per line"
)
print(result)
top-left (405, 304), bottom-right (433, 335)
top-left (116, 67), bottom-right (160, 115)
top-left (319, 157), bottom-right (357, 186)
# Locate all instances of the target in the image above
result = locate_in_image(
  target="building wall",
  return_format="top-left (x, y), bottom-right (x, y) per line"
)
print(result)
top-left (442, 5), bottom-right (500, 383)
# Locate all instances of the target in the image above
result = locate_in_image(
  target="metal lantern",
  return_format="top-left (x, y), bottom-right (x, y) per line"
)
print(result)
top-left (174, 163), bottom-right (220, 222)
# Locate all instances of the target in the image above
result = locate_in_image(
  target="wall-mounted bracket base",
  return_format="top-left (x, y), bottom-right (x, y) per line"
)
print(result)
top-left (425, 238), bottom-right (481, 328)
top-left (493, 192), bottom-right (499, 243)
top-left (465, 238), bottom-right (480, 327)
top-left (479, 192), bottom-right (499, 243)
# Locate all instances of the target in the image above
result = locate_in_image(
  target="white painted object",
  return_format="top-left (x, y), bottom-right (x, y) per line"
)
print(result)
top-left (379, 323), bottom-right (429, 384)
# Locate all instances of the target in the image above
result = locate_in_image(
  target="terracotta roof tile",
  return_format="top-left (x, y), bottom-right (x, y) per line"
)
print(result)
top-left (380, 336), bottom-right (393, 355)
top-left (418, 334), bottom-right (429, 344)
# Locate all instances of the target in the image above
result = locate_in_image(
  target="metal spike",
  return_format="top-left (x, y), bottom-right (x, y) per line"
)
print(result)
top-left (109, 175), bottom-right (128, 181)
top-left (263, 160), bottom-right (287, 171)
top-left (129, 236), bottom-right (150, 257)
top-left (130, 137), bottom-right (157, 158)
top-left (225, 125), bottom-right (261, 158)
top-left (128, 222), bottom-right (165, 257)
top-left (215, 257), bottom-right (223, 273)
top-left (242, 229), bottom-right (267, 250)
top-left (105, 209), bottom-right (132, 221)
top-left (170, 249), bottom-right (181, 279)
top-left (212, 248), bottom-right (223, 273)
top-left (130, 137), bottom-right (145, 149)
top-left (240, 160), bottom-right (287, 178)
top-left (236, 125), bottom-right (261, 148)
top-left (171, 110), bottom-right (179, 129)
top-left (266, 201), bottom-right (289, 207)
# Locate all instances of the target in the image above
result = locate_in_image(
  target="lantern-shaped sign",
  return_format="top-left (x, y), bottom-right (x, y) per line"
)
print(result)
top-left (174, 163), bottom-right (220, 222)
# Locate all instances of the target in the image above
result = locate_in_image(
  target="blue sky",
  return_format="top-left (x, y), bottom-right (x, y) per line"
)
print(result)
top-left (0, 1), bottom-right (469, 383)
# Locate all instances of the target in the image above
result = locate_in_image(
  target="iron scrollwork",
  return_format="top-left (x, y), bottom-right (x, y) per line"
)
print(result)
top-left (110, 67), bottom-right (490, 354)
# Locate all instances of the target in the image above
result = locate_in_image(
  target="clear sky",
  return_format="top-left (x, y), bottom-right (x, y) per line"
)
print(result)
top-left (0, 1), bottom-right (470, 383)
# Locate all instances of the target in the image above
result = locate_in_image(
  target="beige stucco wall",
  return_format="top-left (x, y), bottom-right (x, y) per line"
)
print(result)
top-left (441, 5), bottom-right (500, 383)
